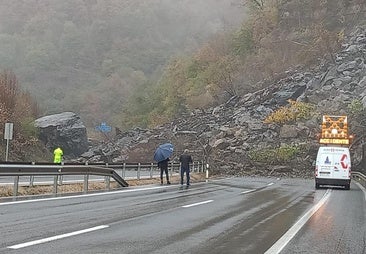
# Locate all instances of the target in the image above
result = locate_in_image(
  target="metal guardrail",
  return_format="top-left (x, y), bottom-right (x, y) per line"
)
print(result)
top-left (99, 161), bottom-right (205, 179)
top-left (351, 171), bottom-right (366, 187)
top-left (0, 161), bottom-right (205, 180)
top-left (0, 164), bottom-right (129, 197)
top-left (0, 161), bottom-right (205, 197)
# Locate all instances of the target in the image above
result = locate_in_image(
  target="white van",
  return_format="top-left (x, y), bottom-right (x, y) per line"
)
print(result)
top-left (315, 146), bottom-right (351, 190)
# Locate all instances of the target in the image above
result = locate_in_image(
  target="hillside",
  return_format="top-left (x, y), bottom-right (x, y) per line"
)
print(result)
top-left (0, 0), bottom-right (244, 127)
top-left (120, 0), bottom-right (366, 129)
top-left (79, 24), bottom-right (366, 178)
top-left (3, 0), bottom-right (366, 165)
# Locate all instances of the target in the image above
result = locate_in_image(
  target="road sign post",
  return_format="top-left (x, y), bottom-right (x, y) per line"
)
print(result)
top-left (4, 122), bottom-right (14, 161)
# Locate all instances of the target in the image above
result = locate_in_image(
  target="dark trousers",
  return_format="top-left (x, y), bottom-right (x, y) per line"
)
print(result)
top-left (160, 167), bottom-right (169, 182)
top-left (180, 167), bottom-right (190, 185)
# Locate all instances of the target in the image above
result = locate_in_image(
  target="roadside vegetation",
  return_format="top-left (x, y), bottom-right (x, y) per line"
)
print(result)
top-left (248, 144), bottom-right (302, 165)
top-left (264, 100), bottom-right (315, 124)
top-left (0, 70), bottom-right (50, 161)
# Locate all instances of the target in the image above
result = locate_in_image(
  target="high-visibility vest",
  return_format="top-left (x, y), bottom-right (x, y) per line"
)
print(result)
top-left (54, 148), bottom-right (63, 163)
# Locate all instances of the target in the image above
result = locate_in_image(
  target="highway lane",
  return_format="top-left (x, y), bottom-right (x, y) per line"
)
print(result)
top-left (279, 182), bottom-right (366, 254)
top-left (0, 177), bottom-right (364, 253)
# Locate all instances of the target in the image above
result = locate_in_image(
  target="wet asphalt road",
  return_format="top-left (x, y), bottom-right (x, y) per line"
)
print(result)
top-left (0, 177), bottom-right (365, 254)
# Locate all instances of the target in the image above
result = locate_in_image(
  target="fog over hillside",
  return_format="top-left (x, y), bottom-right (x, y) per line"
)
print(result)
top-left (0, 0), bottom-right (245, 126)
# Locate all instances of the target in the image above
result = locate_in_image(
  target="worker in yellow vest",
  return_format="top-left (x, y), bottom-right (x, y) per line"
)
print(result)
top-left (53, 147), bottom-right (63, 163)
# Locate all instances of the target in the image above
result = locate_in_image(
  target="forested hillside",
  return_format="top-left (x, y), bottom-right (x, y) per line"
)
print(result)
top-left (124, 0), bottom-right (366, 129)
top-left (0, 0), bottom-right (244, 127)
top-left (0, 70), bottom-right (50, 161)
top-left (1, 0), bottom-right (366, 136)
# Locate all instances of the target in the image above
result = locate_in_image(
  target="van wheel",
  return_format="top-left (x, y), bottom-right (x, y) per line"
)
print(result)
top-left (315, 183), bottom-right (320, 189)
top-left (345, 184), bottom-right (350, 190)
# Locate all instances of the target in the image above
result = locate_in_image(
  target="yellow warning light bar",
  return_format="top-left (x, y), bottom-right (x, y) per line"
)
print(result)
top-left (319, 138), bottom-right (349, 145)
top-left (321, 115), bottom-right (348, 139)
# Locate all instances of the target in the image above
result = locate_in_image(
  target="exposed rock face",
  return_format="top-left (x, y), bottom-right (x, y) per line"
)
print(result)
top-left (79, 26), bottom-right (366, 178)
top-left (34, 112), bottom-right (88, 158)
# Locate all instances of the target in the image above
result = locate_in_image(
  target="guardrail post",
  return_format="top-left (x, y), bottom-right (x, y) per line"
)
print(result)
top-left (206, 163), bottom-right (209, 182)
top-left (84, 174), bottom-right (89, 193)
top-left (137, 163), bottom-right (141, 180)
top-left (84, 161), bottom-right (89, 193)
top-left (170, 161), bottom-right (173, 178)
top-left (150, 163), bottom-right (153, 179)
top-left (58, 161), bottom-right (64, 185)
top-left (53, 176), bottom-right (58, 194)
top-left (104, 163), bottom-right (109, 184)
top-left (13, 176), bottom-right (19, 197)
top-left (106, 176), bottom-right (110, 190)
top-left (123, 163), bottom-right (126, 178)
top-left (30, 162), bottom-right (35, 187)
top-left (29, 175), bottom-right (34, 187)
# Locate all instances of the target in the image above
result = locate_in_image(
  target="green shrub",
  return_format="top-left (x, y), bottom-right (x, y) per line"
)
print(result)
top-left (264, 99), bottom-right (315, 124)
top-left (248, 144), bottom-right (301, 164)
top-left (20, 117), bottom-right (39, 138)
top-left (348, 99), bottom-right (364, 116)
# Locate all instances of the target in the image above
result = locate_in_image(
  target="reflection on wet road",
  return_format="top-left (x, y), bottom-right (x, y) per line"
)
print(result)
top-left (0, 177), bottom-right (364, 254)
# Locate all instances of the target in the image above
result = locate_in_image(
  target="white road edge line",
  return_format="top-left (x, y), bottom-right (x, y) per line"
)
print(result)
top-left (241, 182), bottom-right (273, 194)
top-left (264, 189), bottom-right (332, 254)
top-left (182, 200), bottom-right (213, 208)
top-left (355, 182), bottom-right (366, 201)
top-left (7, 225), bottom-right (109, 249)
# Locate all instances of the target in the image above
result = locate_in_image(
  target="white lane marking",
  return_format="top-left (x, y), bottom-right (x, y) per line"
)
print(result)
top-left (7, 225), bottom-right (109, 249)
top-left (355, 182), bottom-right (366, 201)
top-left (182, 200), bottom-right (213, 208)
top-left (241, 182), bottom-right (273, 194)
top-left (264, 189), bottom-right (332, 254)
top-left (0, 186), bottom-right (169, 206)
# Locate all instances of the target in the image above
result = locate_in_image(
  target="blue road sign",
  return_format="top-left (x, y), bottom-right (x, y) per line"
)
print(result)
top-left (96, 122), bottom-right (112, 133)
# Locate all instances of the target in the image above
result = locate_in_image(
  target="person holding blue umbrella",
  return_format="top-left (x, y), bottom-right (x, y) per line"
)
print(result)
top-left (158, 158), bottom-right (171, 185)
top-left (154, 143), bottom-right (174, 185)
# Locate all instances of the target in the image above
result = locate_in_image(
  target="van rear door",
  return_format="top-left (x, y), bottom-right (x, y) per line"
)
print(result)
top-left (317, 151), bottom-right (334, 178)
top-left (318, 150), bottom-right (350, 178)
top-left (316, 147), bottom-right (351, 189)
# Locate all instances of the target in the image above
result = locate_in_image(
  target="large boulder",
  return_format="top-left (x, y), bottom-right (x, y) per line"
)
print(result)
top-left (34, 112), bottom-right (88, 158)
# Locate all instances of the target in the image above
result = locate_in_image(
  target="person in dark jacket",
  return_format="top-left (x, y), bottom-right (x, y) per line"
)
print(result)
top-left (179, 149), bottom-right (193, 186)
top-left (158, 158), bottom-right (171, 185)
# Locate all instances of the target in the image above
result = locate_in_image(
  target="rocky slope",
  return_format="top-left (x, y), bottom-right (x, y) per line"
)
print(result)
top-left (79, 26), bottom-right (366, 178)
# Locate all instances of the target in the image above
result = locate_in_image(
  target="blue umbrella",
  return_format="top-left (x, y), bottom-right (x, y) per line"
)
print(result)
top-left (154, 143), bottom-right (174, 162)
